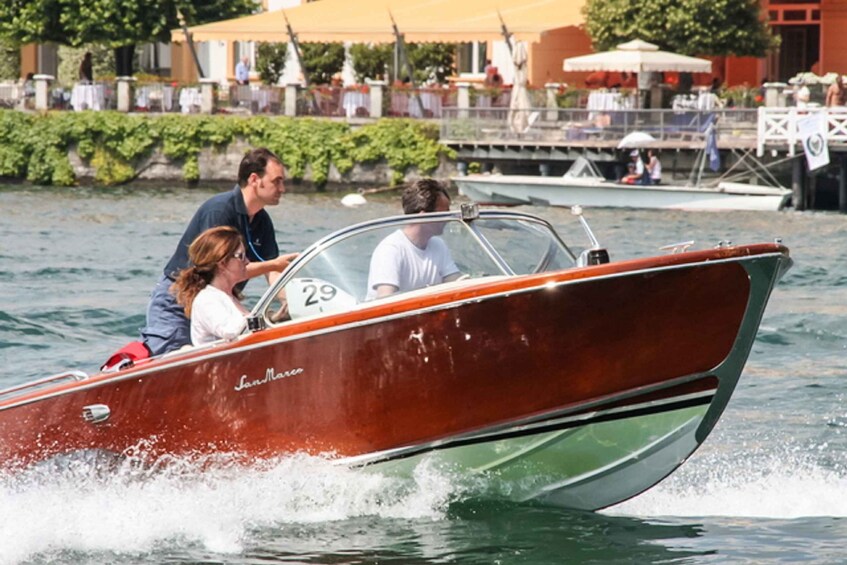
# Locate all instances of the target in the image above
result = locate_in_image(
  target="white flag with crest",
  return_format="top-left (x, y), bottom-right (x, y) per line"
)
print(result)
top-left (797, 112), bottom-right (829, 171)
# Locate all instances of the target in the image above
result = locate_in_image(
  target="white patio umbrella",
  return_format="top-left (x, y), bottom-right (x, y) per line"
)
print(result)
top-left (617, 131), bottom-right (656, 148)
top-left (563, 39), bottom-right (712, 74)
top-left (509, 41), bottom-right (533, 134)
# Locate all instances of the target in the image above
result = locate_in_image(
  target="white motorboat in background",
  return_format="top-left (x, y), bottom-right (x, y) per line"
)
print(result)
top-left (453, 157), bottom-right (792, 212)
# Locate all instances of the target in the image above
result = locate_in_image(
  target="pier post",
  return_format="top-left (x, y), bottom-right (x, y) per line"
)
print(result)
top-left (457, 82), bottom-right (470, 120)
top-left (199, 78), bottom-right (216, 114)
top-left (545, 83), bottom-right (560, 122)
top-left (792, 157), bottom-right (806, 211)
top-left (763, 82), bottom-right (787, 107)
top-left (366, 79), bottom-right (386, 118)
top-left (116, 76), bottom-right (136, 112)
top-left (808, 171), bottom-right (817, 210)
top-left (33, 74), bottom-right (53, 111)
top-left (285, 84), bottom-right (299, 117)
top-left (840, 154), bottom-right (847, 214)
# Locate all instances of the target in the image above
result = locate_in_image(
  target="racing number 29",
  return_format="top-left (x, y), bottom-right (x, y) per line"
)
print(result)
top-left (303, 283), bottom-right (337, 306)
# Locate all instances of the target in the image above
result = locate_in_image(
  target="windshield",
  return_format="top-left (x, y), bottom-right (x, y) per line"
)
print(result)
top-left (256, 212), bottom-right (575, 325)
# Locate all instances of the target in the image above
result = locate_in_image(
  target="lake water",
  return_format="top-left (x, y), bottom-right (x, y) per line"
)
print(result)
top-left (1, 184), bottom-right (846, 564)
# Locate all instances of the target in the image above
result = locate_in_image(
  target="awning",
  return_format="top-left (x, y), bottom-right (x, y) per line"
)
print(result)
top-left (173, 0), bottom-right (585, 44)
top-left (563, 39), bottom-right (712, 74)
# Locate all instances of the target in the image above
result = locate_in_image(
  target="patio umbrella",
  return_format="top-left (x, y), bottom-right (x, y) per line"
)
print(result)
top-left (617, 131), bottom-right (656, 148)
top-left (508, 41), bottom-right (533, 134)
top-left (563, 39), bottom-right (712, 74)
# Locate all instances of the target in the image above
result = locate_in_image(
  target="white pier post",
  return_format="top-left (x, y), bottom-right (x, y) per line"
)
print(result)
top-left (366, 79), bottom-right (386, 119)
top-left (199, 78), bottom-right (216, 114)
top-left (33, 74), bottom-right (53, 111)
top-left (116, 76), bottom-right (136, 112)
top-left (285, 84), bottom-right (299, 116)
top-left (457, 82), bottom-right (471, 120)
top-left (545, 83), bottom-right (561, 121)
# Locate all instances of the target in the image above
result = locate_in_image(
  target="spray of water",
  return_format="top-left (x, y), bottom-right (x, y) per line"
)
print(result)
top-left (0, 450), bottom-right (461, 564)
top-left (608, 448), bottom-right (847, 519)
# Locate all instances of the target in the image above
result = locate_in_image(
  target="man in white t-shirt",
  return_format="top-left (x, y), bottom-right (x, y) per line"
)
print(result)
top-left (366, 179), bottom-right (461, 300)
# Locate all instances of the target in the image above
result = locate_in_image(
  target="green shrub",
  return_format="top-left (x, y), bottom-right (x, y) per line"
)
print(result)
top-left (0, 110), bottom-right (454, 187)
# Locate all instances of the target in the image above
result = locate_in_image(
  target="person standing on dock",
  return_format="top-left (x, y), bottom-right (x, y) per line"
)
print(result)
top-left (235, 56), bottom-right (250, 86)
top-left (140, 147), bottom-right (298, 356)
top-left (826, 75), bottom-right (846, 107)
top-left (78, 52), bottom-right (93, 83)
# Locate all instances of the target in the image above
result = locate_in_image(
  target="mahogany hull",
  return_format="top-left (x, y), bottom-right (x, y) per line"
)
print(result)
top-left (0, 244), bottom-right (790, 509)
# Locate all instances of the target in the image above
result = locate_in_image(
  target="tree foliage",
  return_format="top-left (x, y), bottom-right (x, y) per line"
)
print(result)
top-left (406, 43), bottom-right (456, 84)
top-left (299, 43), bottom-right (345, 85)
top-left (0, 0), bottom-right (256, 48)
top-left (256, 43), bottom-right (288, 86)
top-left (349, 43), bottom-right (393, 83)
top-left (348, 42), bottom-right (456, 84)
top-left (0, 41), bottom-right (19, 80)
top-left (582, 0), bottom-right (778, 57)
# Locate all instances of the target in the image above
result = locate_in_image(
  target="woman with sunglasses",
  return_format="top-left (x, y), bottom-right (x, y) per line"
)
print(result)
top-left (171, 226), bottom-right (251, 346)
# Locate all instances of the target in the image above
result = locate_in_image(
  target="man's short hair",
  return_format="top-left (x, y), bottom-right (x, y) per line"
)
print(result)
top-left (238, 147), bottom-right (282, 187)
top-left (401, 178), bottom-right (450, 214)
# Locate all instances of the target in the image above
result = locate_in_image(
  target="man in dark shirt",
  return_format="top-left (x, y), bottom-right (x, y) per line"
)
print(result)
top-left (141, 147), bottom-right (297, 356)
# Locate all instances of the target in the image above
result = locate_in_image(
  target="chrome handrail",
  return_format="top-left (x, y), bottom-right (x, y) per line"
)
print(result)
top-left (0, 370), bottom-right (89, 401)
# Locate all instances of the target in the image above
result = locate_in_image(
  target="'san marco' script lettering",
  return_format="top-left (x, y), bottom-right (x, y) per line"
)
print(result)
top-left (234, 367), bottom-right (304, 392)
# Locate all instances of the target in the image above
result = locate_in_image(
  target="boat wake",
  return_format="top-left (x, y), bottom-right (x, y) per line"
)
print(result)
top-left (0, 451), bottom-right (461, 564)
top-left (607, 450), bottom-right (847, 519)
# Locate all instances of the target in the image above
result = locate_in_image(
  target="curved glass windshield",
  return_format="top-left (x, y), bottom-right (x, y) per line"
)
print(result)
top-left (258, 213), bottom-right (574, 325)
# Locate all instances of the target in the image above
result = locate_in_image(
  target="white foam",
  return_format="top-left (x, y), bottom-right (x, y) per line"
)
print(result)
top-left (607, 452), bottom-right (847, 519)
top-left (0, 453), bottom-right (458, 564)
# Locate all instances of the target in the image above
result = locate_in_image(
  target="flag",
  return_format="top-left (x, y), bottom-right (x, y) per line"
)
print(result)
top-left (797, 112), bottom-right (830, 171)
top-left (705, 124), bottom-right (721, 172)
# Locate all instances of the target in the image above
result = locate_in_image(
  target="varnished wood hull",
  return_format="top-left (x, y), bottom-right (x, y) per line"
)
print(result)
top-left (0, 244), bottom-right (790, 509)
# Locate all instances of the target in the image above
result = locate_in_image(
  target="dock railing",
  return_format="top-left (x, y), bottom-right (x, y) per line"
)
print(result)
top-left (440, 107), bottom-right (759, 147)
top-left (757, 106), bottom-right (847, 156)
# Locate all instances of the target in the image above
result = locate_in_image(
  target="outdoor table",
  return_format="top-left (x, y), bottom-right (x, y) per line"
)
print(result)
top-left (136, 85), bottom-right (174, 111)
top-left (672, 92), bottom-right (719, 112)
top-left (70, 84), bottom-right (105, 111)
top-left (341, 91), bottom-right (370, 118)
top-left (408, 91), bottom-right (443, 118)
top-left (178, 87), bottom-right (201, 113)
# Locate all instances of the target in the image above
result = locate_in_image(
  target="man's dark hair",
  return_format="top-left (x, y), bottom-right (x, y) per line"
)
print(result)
top-left (401, 178), bottom-right (450, 214)
top-left (238, 147), bottom-right (282, 187)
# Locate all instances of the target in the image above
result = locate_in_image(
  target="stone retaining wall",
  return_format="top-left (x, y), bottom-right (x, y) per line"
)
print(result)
top-left (67, 139), bottom-right (459, 190)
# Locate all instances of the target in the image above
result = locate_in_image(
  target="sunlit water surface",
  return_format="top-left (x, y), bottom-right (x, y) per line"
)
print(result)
top-left (1, 185), bottom-right (846, 564)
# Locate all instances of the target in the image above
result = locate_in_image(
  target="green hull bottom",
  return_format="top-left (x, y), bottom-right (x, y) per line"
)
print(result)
top-left (369, 405), bottom-right (708, 511)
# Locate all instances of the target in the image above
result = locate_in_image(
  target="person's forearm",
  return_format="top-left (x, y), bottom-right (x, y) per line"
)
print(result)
top-left (246, 261), bottom-right (279, 280)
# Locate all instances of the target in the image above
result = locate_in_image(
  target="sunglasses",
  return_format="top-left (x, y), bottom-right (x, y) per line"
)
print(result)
top-left (232, 251), bottom-right (248, 262)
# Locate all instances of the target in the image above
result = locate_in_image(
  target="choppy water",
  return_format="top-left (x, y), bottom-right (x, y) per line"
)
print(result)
top-left (1, 184), bottom-right (846, 564)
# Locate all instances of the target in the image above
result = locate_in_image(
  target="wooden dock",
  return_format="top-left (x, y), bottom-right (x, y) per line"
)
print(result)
top-left (440, 106), bottom-right (847, 212)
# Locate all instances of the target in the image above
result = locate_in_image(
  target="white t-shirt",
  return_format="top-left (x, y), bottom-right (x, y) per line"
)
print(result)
top-left (649, 157), bottom-right (662, 181)
top-left (190, 285), bottom-right (248, 345)
top-left (366, 229), bottom-right (459, 300)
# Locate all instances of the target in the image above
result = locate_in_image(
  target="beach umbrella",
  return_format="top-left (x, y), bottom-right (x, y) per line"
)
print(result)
top-left (508, 41), bottom-right (533, 134)
top-left (563, 39), bottom-right (712, 74)
top-left (617, 131), bottom-right (656, 148)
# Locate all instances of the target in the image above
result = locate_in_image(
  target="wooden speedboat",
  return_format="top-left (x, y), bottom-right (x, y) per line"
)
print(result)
top-left (0, 206), bottom-right (792, 510)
